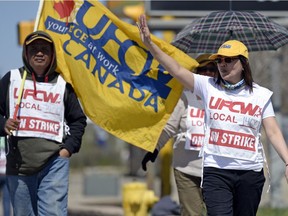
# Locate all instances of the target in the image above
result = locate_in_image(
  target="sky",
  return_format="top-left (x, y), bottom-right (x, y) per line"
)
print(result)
top-left (0, 1), bottom-right (40, 78)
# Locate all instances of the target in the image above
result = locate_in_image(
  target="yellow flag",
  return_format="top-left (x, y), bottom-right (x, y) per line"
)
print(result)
top-left (35, 0), bottom-right (198, 152)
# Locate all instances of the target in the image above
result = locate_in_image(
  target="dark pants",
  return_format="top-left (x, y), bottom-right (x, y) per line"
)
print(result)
top-left (202, 167), bottom-right (265, 216)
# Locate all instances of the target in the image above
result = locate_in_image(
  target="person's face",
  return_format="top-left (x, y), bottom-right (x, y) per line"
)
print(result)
top-left (26, 39), bottom-right (53, 77)
top-left (215, 56), bottom-right (243, 84)
top-left (197, 62), bottom-right (217, 77)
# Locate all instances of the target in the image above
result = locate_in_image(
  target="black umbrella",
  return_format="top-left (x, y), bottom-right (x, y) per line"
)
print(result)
top-left (172, 10), bottom-right (288, 53)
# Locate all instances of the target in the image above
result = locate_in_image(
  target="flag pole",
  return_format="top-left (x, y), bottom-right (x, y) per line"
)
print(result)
top-left (34, 0), bottom-right (44, 31)
top-left (13, 70), bottom-right (27, 120)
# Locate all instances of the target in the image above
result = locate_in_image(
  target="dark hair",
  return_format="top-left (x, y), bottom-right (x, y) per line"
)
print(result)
top-left (215, 56), bottom-right (253, 92)
top-left (196, 62), bottom-right (217, 77)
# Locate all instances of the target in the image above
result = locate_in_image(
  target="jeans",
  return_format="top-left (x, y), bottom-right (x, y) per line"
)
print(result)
top-left (202, 167), bottom-right (265, 216)
top-left (0, 175), bottom-right (11, 216)
top-left (7, 155), bottom-right (69, 216)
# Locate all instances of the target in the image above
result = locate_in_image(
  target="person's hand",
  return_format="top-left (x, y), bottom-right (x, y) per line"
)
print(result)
top-left (4, 118), bottom-right (20, 135)
top-left (59, 148), bottom-right (71, 158)
top-left (137, 14), bottom-right (152, 47)
top-left (141, 149), bottom-right (159, 171)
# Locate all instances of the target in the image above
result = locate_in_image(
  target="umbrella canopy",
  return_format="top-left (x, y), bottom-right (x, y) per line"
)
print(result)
top-left (172, 11), bottom-right (288, 53)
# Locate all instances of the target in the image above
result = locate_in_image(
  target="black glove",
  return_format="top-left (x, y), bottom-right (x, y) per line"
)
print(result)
top-left (141, 149), bottom-right (159, 171)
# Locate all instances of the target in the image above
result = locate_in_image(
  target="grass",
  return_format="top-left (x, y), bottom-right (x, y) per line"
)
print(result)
top-left (257, 208), bottom-right (288, 216)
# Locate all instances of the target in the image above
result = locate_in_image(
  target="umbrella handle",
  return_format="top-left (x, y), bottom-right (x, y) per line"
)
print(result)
top-left (13, 70), bottom-right (27, 120)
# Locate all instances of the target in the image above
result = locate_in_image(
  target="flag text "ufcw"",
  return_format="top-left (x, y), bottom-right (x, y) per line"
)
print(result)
top-left (44, 1), bottom-right (174, 113)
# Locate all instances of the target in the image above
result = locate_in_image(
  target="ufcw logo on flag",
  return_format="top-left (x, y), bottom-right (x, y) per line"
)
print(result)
top-left (35, 0), bottom-right (198, 151)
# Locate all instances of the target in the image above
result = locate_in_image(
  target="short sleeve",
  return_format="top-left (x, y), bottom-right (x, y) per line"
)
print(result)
top-left (193, 74), bottom-right (210, 102)
top-left (262, 99), bottom-right (275, 119)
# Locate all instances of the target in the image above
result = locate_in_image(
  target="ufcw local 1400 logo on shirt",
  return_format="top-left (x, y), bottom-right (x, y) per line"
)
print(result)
top-left (43, 0), bottom-right (174, 113)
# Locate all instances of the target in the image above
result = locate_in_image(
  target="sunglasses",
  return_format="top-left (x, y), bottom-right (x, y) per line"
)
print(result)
top-left (215, 57), bottom-right (239, 64)
top-left (197, 66), bottom-right (217, 73)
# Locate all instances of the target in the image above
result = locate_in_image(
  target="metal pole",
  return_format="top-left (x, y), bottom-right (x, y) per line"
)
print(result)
top-left (229, 0), bottom-right (232, 11)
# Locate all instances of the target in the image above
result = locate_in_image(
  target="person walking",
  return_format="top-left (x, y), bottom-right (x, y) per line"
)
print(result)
top-left (0, 31), bottom-right (87, 216)
top-left (142, 54), bottom-right (217, 216)
top-left (138, 14), bottom-right (288, 216)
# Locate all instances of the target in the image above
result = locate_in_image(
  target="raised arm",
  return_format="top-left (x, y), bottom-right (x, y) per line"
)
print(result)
top-left (138, 14), bottom-right (195, 91)
top-left (263, 116), bottom-right (288, 183)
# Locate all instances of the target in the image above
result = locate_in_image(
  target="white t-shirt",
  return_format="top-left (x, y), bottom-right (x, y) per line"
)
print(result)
top-left (193, 74), bottom-right (274, 171)
top-left (9, 69), bottom-right (66, 142)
